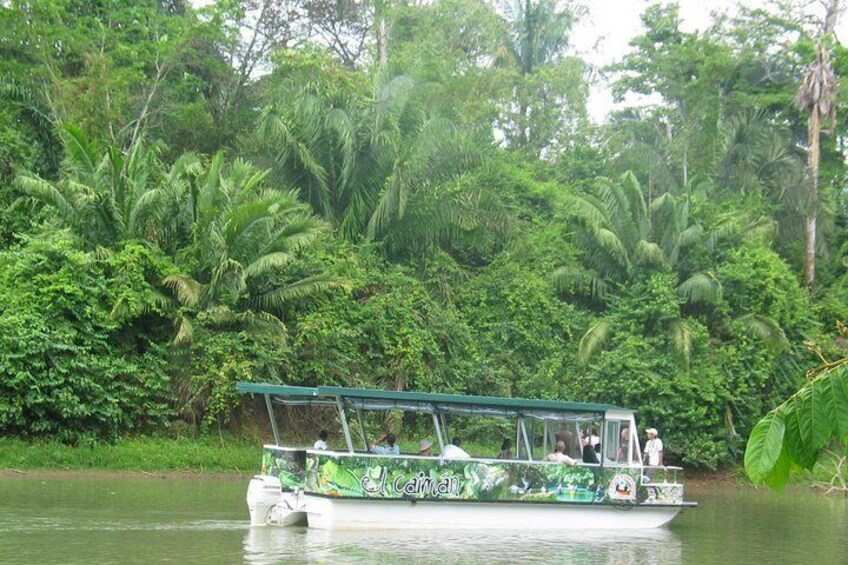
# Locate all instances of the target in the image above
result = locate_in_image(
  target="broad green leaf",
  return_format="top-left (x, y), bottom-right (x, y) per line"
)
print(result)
top-left (783, 400), bottom-right (818, 470)
top-left (744, 411), bottom-right (785, 484)
top-left (761, 441), bottom-right (791, 492)
top-left (806, 380), bottom-right (830, 452)
top-left (825, 367), bottom-right (848, 439)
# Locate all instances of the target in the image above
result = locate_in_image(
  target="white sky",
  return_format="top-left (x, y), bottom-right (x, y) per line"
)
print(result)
top-left (573, 0), bottom-right (848, 122)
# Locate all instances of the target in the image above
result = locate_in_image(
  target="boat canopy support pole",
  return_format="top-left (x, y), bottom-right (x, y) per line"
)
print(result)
top-left (440, 413), bottom-right (450, 445)
top-left (629, 416), bottom-right (637, 466)
top-left (599, 412), bottom-right (606, 473)
top-left (432, 412), bottom-right (445, 452)
top-left (355, 407), bottom-right (369, 450)
top-left (519, 417), bottom-right (533, 461)
top-left (265, 394), bottom-right (281, 445)
top-left (515, 422), bottom-right (521, 460)
top-left (336, 396), bottom-right (354, 453)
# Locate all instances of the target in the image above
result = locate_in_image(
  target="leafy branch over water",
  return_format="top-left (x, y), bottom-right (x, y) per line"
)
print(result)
top-left (744, 323), bottom-right (848, 491)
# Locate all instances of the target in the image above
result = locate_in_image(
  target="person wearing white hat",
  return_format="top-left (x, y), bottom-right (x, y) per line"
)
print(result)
top-left (418, 439), bottom-right (433, 456)
top-left (643, 428), bottom-right (663, 467)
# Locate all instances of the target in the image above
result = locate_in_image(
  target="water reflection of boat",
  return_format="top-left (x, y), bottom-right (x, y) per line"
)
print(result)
top-left (239, 383), bottom-right (696, 530)
top-left (243, 526), bottom-right (683, 564)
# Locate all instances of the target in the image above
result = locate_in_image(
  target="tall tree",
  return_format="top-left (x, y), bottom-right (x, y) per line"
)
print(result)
top-left (795, 0), bottom-right (841, 286)
top-left (494, 0), bottom-right (588, 156)
top-left (303, 0), bottom-right (373, 67)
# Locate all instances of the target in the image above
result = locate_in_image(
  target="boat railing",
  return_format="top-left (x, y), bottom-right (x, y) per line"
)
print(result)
top-left (261, 444), bottom-right (659, 471)
top-left (639, 465), bottom-right (685, 487)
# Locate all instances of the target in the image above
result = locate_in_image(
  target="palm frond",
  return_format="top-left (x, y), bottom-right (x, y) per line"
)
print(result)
top-left (223, 196), bottom-right (279, 248)
top-left (634, 240), bottom-right (666, 268)
top-left (128, 187), bottom-right (165, 240)
top-left (110, 297), bottom-right (130, 321)
top-left (14, 173), bottom-right (78, 222)
top-left (260, 215), bottom-right (323, 257)
top-left (677, 224), bottom-right (703, 249)
top-left (740, 314), bottom-right (789, 353)
top-left (326, 107), bottom-right (358, 188)
top-left (594, 228), bottom-right (630, 270)
top-left (173, 314), bottom-right (194, 346)
top-left (550, 266), bottom-right (608, 300)
top-left (649, 192), bottom-right (676, 214)
top-left (141, 288), bottom-right (172, 315)
top-left (197, 152), bottom-right (224, 227)
top-left (244, 311), bottom-right (288, 345)
top-left (252, 274), bottom-right (348, 312)
top-left (163, 273), bottom-right (203, 308)
top-left (568, 192), bottom-right (609, 231)
top-left (60, 124), bottom-right (100, 177)
top-left (203, 304), bottom-right (236, 327)
top-left (677, 272), bottom-right (723, 304)
top-left (668, 319), bottom-right (691, 370)
top-left (578, 320), bottom-right (610, 366)
top-left (243, 252), bottom-right (295, 279)
top-left (618, 171), bottom-right (648, 239)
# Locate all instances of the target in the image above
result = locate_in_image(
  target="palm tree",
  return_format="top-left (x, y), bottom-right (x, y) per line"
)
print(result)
top-left (796, 20), bottom-right (839, 286)
top-left (162, 153), bottom-right (345, 344)
top-left (554, 171), bottom-right (789, 366)
top-left (495, 0), bottom-right (582, 153)
top-left (552, 171), bottom-right (720, 366)
top-left (254, 72), bottom-right (506, 258)
top-left (14, 125), bottom-right (168, 250)
top-left (364, 75), bottom-right (497, 256)
top-left (709, 109), bottom-right (807, 252)
top-left (553, 172), bottom-right (715, 295)
top-left (255, 87), bottom-right (369, 238)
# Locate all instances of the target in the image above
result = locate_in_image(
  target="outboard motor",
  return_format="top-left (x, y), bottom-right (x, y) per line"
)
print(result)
top-left (246, 475), bottom-right (282, 526)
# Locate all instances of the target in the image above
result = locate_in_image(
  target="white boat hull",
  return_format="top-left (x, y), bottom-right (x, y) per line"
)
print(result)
top-left (305, 495), bottom-right (683, 530)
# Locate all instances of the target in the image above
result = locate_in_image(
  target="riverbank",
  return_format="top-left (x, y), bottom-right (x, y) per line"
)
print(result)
top-left (0, 468), bottom-right (248, 480)
top-left (0, 436), bottom-right (260, 477)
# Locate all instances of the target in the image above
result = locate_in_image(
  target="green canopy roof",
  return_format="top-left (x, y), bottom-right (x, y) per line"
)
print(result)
top-left (237, 383), bottom-right (319, 398)
top-left (237, 382), bottom-right (626, 415)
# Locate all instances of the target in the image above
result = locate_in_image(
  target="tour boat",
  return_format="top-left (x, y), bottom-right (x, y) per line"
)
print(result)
top-left (239, 383), bottom-right (696, 530)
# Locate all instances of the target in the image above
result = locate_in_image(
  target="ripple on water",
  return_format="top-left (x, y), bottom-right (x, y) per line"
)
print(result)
top-left (242, 526), bottom-right (682, 564)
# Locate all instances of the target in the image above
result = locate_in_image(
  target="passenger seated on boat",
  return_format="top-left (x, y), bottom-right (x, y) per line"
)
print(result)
top-left (582, 442), bottom-right (599, 464)
top-left (545, 441), bottom-right (577, 466)
top-left (442, 437), bottom-right (470, 459)
top-left (556, 429), bottom-right (580, 459)
top-left (496, 438), bottom-right (513, 459)
top-left (418, 439), bottom-right (433, 456)
top-left (584, 427), bottom-right (600, 450)
top-left (313, 429), bottom-right (329, 450)
top-left (370, 433), bottom-right (400, 455)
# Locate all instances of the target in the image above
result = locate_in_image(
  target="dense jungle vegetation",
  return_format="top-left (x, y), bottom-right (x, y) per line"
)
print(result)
top-left (1, 0), bottom-right (847, 471)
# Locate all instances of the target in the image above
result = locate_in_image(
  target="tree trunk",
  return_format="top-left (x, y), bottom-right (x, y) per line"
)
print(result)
top-left (805, 107), bottom-right (821, 286)
top-left (800, 0), bottom-right (841, 287)
top-left (376, 0), bottom-right (388, 73)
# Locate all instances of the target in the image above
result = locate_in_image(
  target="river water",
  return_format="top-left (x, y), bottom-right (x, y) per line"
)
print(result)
top-left (0, 475), bottom-right (845, 564)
